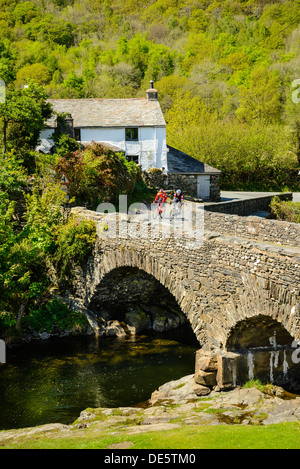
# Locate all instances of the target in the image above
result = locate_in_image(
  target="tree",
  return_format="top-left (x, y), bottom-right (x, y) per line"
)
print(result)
top-left (15, 63), bottom-right (52, 88)
top-left (235, 66), bottom-right (283, 124)
top-left (291, 119), bottom-right (300, 167)
top-left (0, 81), bottom-right (52, 159)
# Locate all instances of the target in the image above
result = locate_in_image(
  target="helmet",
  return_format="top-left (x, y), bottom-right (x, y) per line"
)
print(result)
top-left (176, 189), bottom-right (181, 194)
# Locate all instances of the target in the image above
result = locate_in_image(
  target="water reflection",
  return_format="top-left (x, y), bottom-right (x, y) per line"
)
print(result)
top-left (0, 330), bottom-right (198, 430)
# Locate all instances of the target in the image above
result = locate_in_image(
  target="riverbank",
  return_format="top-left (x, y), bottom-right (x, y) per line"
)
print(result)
top-left (1, 374), bottom-right (300, 449)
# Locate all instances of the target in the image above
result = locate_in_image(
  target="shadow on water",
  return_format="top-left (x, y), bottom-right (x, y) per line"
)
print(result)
top-left (0, 326), bottom-right (199, 430)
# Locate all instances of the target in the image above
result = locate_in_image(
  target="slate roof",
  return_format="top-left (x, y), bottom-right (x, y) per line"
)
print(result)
top-left (167, 145), bottom-right (221, 174)
top-left (46, 98), bottom-right (166, 128)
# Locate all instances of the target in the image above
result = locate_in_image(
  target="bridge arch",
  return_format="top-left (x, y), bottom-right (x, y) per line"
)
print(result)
top-left (87, 265), bottom-right (194, 336)
top-left (221, 315), bottom-right (300, 391)
top-left (226, 315), bottom-right (294, 351)
top-left (81, 245), bottom-right (198, 338)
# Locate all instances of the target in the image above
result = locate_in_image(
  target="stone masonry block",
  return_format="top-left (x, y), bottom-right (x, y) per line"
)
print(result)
top-left (195, 349), bottom-right (218, 372)
top-left (194, 369), bottom-right (217, 387)
top-left (217, 351), bottom-right (241, 390)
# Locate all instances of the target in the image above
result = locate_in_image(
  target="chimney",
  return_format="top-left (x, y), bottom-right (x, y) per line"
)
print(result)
top-left (57, 113), bottom-right (75, 139)
top-left (146, 80), bottom-right (158, 100)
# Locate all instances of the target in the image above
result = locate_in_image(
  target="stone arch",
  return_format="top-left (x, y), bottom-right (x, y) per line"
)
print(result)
top-left (226, 315), bottom-right (294, 352)
top-left (80, 243), bottom-right (199, 340)
top-left (222, 315), bottom-right (300, 391)
top-left (88, 265), bottom-right (192, 335)
top-left (202, 271), bottom-right (300, 351)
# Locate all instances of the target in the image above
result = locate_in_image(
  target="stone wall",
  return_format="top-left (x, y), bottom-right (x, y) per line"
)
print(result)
top-left (204, 210), bottom-right (300, 247)
top-left (194, 345), bottom-right (300, 394)
top-left (166, 173), bottom-right (198, 198)
top-left (209, 175), bottom-right (221, 202)
top-left (142, 169), bottom-right (221, 202)
top-left (142, 168), bottom-right (167, 190)
top-left (205, 192), bottom-right (292, 215)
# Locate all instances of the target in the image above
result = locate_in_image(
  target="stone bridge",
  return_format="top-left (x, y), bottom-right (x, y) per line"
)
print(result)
top-left (68, 203), bottom-right (300, 393)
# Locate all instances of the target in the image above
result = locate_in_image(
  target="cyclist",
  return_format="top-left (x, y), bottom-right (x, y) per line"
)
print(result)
top-left (171, 189), bottom-right (184, 211)
top-left (154, 187), bottom-right (167, 215)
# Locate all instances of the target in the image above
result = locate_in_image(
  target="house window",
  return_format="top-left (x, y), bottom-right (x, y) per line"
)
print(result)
top-left (74, 128), bottom-right (81, 141)
top-left (126, 155), bottom-right (139, 164)
top-left (125, 127), bottom-right (138, 141)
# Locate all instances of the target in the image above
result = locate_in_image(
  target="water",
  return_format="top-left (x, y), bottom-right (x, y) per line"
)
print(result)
top-left (0, 330), bottom-right (198, 430)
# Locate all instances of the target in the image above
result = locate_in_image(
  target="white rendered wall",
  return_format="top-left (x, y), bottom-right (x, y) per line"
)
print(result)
top-left (40, 126), bottom-right (167, 171)
top-left (80, 126), bottom-right (167, 171)
top-left (40, 129), bottom-right (55, 141)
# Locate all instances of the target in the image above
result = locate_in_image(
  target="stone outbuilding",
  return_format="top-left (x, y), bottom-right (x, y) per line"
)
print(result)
top-left (165, 145), bottom-right (221, 202)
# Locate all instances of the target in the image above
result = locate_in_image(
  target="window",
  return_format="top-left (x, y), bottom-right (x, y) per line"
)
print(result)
top-left (126, 155), bottom-right (139, 164)
top-left (125, 127), bottom-right (138, 141)
top-left (74, 128), bottom-right (81, 141)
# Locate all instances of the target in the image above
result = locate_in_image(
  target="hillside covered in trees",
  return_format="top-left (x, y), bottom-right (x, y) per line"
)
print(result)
top-left (1, 0), bottom-right (300, 189)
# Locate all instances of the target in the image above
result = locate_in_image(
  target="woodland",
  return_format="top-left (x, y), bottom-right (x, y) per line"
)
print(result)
top-left (1, 0), bottom-right (300, 189)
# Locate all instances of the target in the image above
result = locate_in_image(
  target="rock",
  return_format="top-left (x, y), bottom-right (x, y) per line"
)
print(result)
top-left (127, 423), bottom-right (181, 434)
top-left (124, 308), bottom-right (151, 333)
top-left (150, 374), bottom-right (198, 404)
top-left (216, 351), bottom-right (241, 390)
top-left (262, 399), bottom-right (300, 425)
top-left (193, 383), bottom-right (211, 396)
top-left (102, 320), bottom-right (127, 337)
top-left (195, 350), bottom-right (218, 372)
top-left (194, 369), bottom-right (217, 387)
top-left (151, 306), bottom-right (181, 332)
top-left (210, 387), bottom-right (265, 409)
top-left (39, 332), bottom-right (50, 340)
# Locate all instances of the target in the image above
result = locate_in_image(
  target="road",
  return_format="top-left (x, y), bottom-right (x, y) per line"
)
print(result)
top-left (221, 191), bottom-right (300, 203)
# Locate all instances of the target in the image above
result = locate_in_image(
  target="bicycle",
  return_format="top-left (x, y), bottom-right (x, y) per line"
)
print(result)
top-left (169, 201), bottom-right (183, 219)
top-left (153, 201), bottom-right (166, 219)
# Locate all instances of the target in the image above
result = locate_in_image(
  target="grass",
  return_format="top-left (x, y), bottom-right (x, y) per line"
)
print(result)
top-left (243, 379), bottom-right (268, 392)
top-left (2, 422), bottom-right (300, 449)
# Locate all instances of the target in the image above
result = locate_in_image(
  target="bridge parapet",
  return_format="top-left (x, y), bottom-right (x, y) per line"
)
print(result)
top-left (71, 203), bottom-right (300, 248)
top-left (204, 211), bottom-right (300, 248)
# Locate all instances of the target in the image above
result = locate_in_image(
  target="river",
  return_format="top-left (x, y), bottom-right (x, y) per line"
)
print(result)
top-left (0, 328), bottom-right (198, 430)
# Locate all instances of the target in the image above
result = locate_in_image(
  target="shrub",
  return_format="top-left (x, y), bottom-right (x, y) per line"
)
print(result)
top-left (54, 142), bottom-right (141, 208)
top-left (270, 196), bottom-right (300, 223)
top-left (23, 298), bottom-right (88, 334)
top-left (51, 216), bottom-right (97, 277)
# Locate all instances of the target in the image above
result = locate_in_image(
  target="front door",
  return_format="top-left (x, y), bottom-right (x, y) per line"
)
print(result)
top-left (197, 175), bottom-right (210, 200)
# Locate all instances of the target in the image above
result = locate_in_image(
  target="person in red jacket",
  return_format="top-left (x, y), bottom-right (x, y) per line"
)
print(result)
top-left (154, 188), bottom-right (167, 215)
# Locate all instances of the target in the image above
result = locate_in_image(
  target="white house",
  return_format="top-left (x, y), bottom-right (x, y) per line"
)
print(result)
top-left (39, 82), bottom-right (221, 201)
top-left (40, 82), bottom-right (167, 171)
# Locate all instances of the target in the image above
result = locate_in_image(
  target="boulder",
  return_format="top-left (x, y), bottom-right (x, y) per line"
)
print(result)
top-left (124, 308), bottom-right (152, 333)
top-left (193, 383), bottom-right (211, 396)
top-left (102, 320), bottom-right (126, 338)
top-left (194, 369), bottom-right (217, 387)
